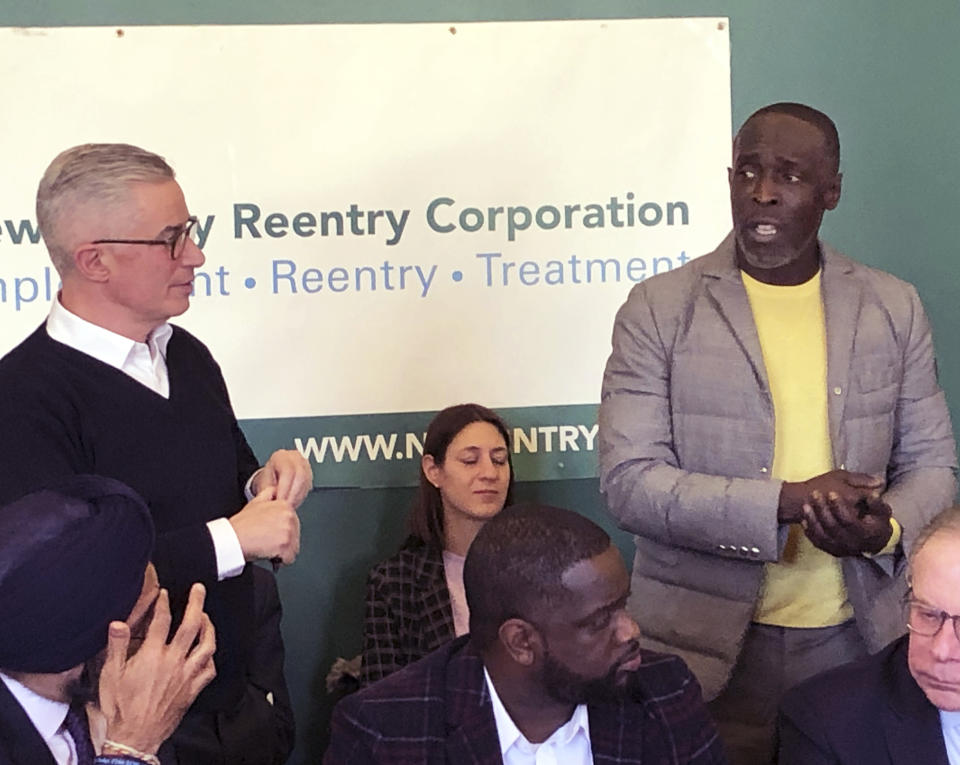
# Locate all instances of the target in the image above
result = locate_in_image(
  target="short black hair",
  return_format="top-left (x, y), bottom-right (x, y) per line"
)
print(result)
top-left (739, 102), bottom-right (840, 173)
top-left (463, 503), bottom-right (611, 648)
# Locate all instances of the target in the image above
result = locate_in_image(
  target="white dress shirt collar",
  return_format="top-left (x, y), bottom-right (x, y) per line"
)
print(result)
top-left (0, 672), bottom-right (70, 753)
top-left (483, 667), bottom-right (592, 764)
top-left (46, 296), bottom-right (173, 397)
top-left (940, 709), bottom-right (960, 765)
top-left (43, 296), bottom-right (246, 581)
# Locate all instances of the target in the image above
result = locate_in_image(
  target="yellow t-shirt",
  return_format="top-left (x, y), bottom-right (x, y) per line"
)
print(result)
top-left (741, 270), bottom-right (852, 627)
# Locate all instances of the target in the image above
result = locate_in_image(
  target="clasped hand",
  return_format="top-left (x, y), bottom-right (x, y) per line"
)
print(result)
top-left (231, 449), bottom-right (311, 564)
top-left (779, 469), bottom-right (893, 556)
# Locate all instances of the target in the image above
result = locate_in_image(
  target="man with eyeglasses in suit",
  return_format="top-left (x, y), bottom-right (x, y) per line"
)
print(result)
top-left (779, 505), bottom-right (960, 765)
top-left (0, 143), bottom-right (310, 764)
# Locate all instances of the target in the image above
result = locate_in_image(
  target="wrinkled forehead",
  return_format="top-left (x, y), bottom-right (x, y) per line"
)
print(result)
top-left (912, 531), bottom-right (960, 580)
top-left (733, 112), bottom-right (832, 163)
top-left (560, 545), bottom-right (627, 602)
top-left (909, 535), bottom-right (960, 623)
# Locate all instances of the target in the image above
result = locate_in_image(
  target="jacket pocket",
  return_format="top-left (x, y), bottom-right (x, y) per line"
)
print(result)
top-left (854, 360), bottom-right (899, 393)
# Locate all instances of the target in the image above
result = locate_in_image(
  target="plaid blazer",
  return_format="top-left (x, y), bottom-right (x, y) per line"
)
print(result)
top-left (327, 636), bottom-right (726, 764)
top-left (360, 538), bottom-right (456, 686)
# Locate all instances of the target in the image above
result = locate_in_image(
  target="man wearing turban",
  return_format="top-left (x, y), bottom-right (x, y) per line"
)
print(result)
top-left (0, 475), bottom-right (216, 765)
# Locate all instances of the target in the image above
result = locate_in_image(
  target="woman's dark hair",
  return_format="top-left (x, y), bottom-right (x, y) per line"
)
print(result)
top-left (408, 403), bottom-right (514, 549)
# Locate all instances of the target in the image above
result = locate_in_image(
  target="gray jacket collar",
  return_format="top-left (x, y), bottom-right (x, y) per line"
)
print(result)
top-left (699, 231), bottom-right (863, 467)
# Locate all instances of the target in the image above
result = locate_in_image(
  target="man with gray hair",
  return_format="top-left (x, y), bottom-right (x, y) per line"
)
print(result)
top-left (779, 505), bottom-right (960, 763)
top-left (0, 143), bottom-right (310, 763)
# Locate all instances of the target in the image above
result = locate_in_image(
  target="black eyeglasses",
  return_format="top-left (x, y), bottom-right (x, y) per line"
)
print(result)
top-left (92, 216), bottom-right (199, 260)
top-left (906, 593), bottom-right (960, 641)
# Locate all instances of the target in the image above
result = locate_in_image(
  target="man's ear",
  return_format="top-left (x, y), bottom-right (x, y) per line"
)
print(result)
top-left (73, 243), bottom-right (111, 283)
top-left (823, 172), bottom-right (843, 211)
top-left (498, 618), bottom-right (543, 668)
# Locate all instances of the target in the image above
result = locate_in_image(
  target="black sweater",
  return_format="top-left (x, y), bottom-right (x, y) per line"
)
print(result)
top-left (0, 324), bottom-right (261, 710)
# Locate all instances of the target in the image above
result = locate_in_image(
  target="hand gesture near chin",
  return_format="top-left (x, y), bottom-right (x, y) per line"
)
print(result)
top-left (98, 583), bottom-right (217, 756)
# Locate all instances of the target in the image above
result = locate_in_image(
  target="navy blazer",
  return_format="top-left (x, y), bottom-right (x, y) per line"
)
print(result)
top-left (0, 678), bottom-right (58, 765)
top-left (328, 635), bottom-right (726, 764)
top-left (779, 635), bottom-right (950, 764)
top-left (0, 567), bottom-right (293, 765)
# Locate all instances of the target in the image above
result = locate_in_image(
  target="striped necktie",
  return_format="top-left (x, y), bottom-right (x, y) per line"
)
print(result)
top-left (62, 702), bottom-right (95, 765)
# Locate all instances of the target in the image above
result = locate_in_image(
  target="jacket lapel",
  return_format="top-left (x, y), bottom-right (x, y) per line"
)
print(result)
top-left (701, 237), bottom-right (865, 466)
top-left (819, 244), bottom-right (863, 462)
top-left (443, 643), bottom-right (503, 764)
top-left (701, 234), bottom-right (771, 395)
top-left (882, 640), bottom-right (950, 765)
top-left (589, 700), bottom-right (644, 764)
top-left (414, 544), bottom-right (456, 645)
top-left (0, 679), bottom-right (59, 765)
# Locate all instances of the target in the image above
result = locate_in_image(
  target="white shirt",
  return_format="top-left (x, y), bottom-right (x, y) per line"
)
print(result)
top-left (484, 668), bottom-right (593, 765)
top-left (941, 709), bottom-right (960, 765)
top-left (0, 673), bottom-right (77, 764)
top-left (45, 298), bottom-right (246, 580)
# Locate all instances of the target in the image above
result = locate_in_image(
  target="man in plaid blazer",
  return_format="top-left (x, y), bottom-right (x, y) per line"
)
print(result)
top-left (325, 504), bottom-right (724, 764)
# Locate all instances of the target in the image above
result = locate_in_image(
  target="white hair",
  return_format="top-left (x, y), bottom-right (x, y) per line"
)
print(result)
top-left (36, 143), bottom-right (175, 275)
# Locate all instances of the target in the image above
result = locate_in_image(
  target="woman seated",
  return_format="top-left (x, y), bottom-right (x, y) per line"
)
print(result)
top-left (359, 403), bottom-right (513, 685)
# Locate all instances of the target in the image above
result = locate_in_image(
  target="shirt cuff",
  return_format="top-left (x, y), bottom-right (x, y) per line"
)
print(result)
top-left (245, 468), bottom-right (264, 501)
top-left (207, 517), bottom-right (246, 580)
top-left (865, 517), bottom-right (902, 559)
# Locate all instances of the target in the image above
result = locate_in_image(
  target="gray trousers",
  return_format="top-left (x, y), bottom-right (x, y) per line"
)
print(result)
top-left (707, 620), bottom-right (866, 765)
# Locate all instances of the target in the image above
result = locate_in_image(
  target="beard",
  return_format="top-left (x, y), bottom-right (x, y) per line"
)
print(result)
top-left (540, 641), bottom-right (640, 706)
top-left (64, 651), bottom-right (106, 706)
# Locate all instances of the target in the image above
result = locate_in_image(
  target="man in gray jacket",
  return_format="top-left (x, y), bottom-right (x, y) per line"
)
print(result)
top-left (599, 102), bottom-right (957, 764)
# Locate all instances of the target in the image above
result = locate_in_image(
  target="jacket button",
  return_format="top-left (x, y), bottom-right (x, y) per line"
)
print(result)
top-left (760, 466), bottom-right (768, 474)
top-left (833, 386), bottom-right (842, 395)
top-left (750, 546), bottom-right (760, 556)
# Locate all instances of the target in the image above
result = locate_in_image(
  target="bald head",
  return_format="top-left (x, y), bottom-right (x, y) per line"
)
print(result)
top-left (909, 505), bottom-right (960, 569)
top-left (737, 102), bottom-right (840, 174)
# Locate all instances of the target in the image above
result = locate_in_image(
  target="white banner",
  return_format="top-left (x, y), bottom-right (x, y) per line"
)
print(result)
top-left (0, 19), bottom-right (730, 427)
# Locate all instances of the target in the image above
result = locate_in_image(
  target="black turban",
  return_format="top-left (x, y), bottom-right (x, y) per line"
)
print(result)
top-left (0, 475), bottom-right (154, 673)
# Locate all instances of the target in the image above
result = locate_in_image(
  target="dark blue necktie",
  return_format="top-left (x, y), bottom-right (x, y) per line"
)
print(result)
top-left (62, 702), bottom-right (95, 765)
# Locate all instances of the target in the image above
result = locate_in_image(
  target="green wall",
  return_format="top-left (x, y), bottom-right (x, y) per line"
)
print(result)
top-left (2, 2), bottom-right (958, 762)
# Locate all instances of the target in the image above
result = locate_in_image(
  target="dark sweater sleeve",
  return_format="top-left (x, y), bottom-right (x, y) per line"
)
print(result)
top-left (0, 328), bottom-right (259, 590)
top-left (204, 346), bottom-right (262, 492)
top-left (154, 332), bottom-right (260, 588)
top-left (0, 367), bottom-right (218, 588)
top-left (0, 374), bottom-right (89, 503)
